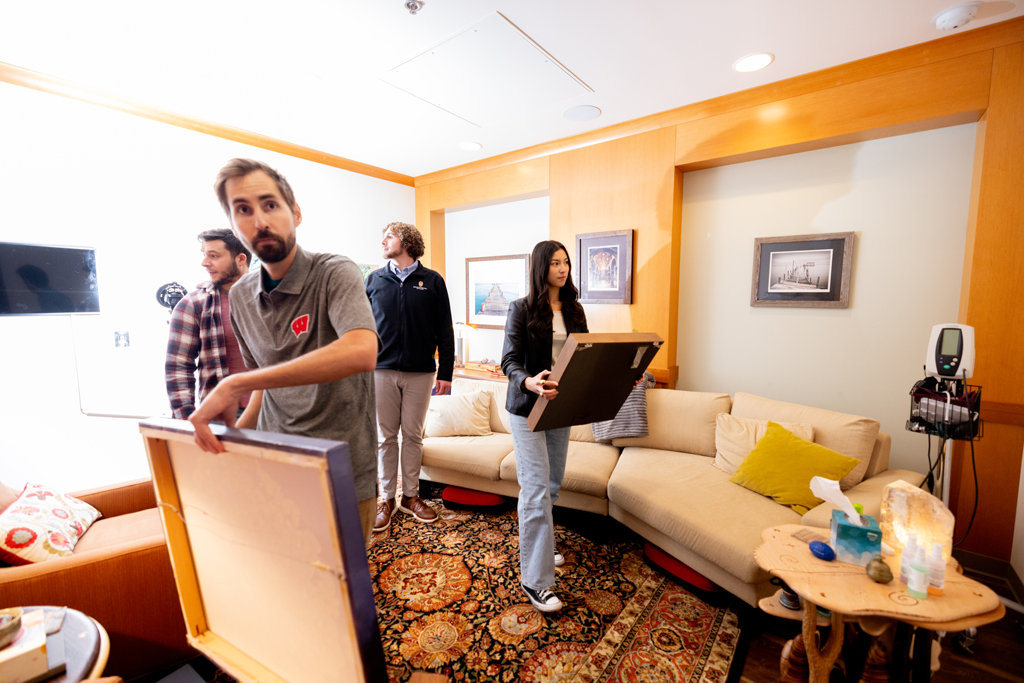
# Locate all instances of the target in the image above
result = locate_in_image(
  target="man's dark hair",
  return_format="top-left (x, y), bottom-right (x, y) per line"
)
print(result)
top-left (198, 229), bottom-right (251, 264)
top-left (213, 158), bottom-right (298, 216)
top-left (383, 222), bottom-right (426, 260)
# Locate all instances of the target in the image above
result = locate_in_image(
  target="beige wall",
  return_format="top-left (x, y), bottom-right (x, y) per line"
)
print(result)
top-left (677, 124), bottom-right (977, 472)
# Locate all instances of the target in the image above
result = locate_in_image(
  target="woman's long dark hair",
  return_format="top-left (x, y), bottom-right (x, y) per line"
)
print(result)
top-left (526, 240), bottom-right (587, 338)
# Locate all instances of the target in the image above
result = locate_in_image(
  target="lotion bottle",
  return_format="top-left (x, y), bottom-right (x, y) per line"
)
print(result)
top-left (900, 534), bottom-right (918, 584)
top-left (928, 542), bottom-right (946, 596)
top-left (908, 544), bottom-right (929, 600)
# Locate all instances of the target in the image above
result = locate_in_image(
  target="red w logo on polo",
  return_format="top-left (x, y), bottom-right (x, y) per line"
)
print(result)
top-left (291, 314), bottom-right (310, 338)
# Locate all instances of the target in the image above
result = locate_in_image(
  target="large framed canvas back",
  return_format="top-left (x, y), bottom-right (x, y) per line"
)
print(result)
top-left (140, 419), bottom-right (385, 683)
top-left (527, 333), bottom-right (663, 431)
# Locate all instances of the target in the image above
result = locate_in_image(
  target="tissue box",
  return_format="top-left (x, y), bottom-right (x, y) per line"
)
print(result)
top-left (830, 509), bottom-right (882, 566)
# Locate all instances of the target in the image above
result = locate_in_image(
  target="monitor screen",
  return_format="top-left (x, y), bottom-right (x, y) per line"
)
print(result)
top-left (940, 328), bottom-right (961, 356)
top-left (0, 242), bottom-right (100, 315)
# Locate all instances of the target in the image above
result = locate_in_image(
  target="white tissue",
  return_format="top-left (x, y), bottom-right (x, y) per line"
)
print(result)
top-left (810, 476), bottom-right (866, 527)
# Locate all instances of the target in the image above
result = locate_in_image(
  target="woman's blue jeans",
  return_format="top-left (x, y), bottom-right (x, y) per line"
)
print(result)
top-left (509, 413), bottom-right (570, 591)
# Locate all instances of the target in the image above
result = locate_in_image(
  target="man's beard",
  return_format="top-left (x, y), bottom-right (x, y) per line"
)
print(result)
top-left (212, 261), bottom-right (241, 287)
top-left (253, 230), bottom-right (295, 264)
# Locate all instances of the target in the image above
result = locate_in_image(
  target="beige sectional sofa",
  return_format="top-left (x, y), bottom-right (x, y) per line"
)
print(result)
top-left (421, 378), bottom-right (924, 606)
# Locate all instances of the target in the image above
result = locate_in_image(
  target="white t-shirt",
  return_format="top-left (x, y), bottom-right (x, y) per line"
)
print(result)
top-left (552, 310), bottom-right (567, 365)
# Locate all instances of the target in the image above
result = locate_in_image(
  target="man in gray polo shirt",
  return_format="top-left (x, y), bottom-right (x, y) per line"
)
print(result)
top-left (188, 158), bottom-right (380, 545)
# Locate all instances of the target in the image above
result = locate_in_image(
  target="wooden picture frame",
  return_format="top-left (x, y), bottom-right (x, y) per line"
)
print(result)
top-left (575, 230), bottom-right (634, 304)
top-left (465, 254), bottom-right (529, 330)
top-left (750, 232), bottom-right (855, 308)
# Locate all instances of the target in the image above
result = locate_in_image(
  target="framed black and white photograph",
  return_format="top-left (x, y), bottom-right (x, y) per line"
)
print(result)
top-left (751, 232), bottom-right (854, 308)
top-left (465, 254), bottom-right (529, 330)
top-left (575, 229), bottom-right (634, 304)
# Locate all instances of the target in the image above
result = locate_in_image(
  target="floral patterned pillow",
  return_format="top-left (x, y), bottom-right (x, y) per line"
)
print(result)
top-left (0, 484), bottom-right (102, 565)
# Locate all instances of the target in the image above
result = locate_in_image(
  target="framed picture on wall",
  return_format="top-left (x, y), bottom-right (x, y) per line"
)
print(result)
top-left (750, 232), bottom-right (855, 308)
top-left (575, 229), bottom-right (634, 304)
top-left (356, 264), bottom-right (377, 282)
top-left (465, 254), bottom-right (529, 330)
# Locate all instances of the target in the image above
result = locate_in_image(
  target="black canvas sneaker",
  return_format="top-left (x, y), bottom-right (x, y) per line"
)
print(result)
top-left (522, 583), bottom-right (562, 612)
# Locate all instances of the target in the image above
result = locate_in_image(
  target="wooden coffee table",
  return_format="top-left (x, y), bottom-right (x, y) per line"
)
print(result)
top-left (754, 525), bottom-right (1005, 682)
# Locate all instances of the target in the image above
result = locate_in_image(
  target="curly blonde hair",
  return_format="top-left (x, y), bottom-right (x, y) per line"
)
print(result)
top-left (383, 222), bottom-right (425, 260)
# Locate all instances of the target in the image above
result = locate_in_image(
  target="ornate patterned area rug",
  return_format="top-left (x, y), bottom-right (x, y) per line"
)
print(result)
top-left (370, 501), bottom-right (740, 683)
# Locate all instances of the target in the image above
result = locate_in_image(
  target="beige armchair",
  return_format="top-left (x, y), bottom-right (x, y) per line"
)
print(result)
top-left (0, 478), bottom-right (194, 679)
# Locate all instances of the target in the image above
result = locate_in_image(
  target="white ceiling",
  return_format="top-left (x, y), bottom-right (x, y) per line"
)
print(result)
top-left (2, 1), bottom-right (1020, 178)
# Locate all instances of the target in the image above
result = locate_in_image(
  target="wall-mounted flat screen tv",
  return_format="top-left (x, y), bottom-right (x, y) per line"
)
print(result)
top-left (0, 242), bottom-right (100, 315)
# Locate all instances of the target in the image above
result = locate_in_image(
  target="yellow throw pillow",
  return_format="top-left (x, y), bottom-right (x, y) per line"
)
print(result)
top-left (730, 421), bottom-right (859, 514)
top-left (714, 413), bottom-right (815, 476)
top-left (425, 391), bottom-right (493, 438)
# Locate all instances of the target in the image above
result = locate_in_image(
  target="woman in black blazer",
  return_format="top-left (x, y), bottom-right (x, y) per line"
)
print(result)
top-left (501, 240), bottom-right (588, 612)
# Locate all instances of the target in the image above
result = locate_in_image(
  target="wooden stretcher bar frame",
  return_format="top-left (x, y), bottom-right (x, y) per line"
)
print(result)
top-left (139, 418), bottom-right (385, 683)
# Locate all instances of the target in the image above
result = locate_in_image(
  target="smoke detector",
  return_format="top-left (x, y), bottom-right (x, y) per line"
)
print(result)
top-left (933, 2), bottom-right (982, 30)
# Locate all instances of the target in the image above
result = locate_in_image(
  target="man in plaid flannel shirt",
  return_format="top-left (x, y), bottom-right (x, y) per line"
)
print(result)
top-left (165, 229), bottom-right (252, 419)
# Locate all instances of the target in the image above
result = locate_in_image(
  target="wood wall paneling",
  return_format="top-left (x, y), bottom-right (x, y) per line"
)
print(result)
top-left (413, 18), bottom-right (1024, 186)
top-left (0, 60), bottom-right (414, 187)
top-left (960, 43), bottom-right (1024, 404)
top-left (414, 185), bottom-right (447, 275)
top-left (950, 42), bottom-right (1024, 561)
top-left (425, 158), bottom-right (549, 210)
top-left (674, 52), bottom-right (991, 169)
top-left (951, 425), bottom-right (1024, 560)
top-left (549, 128), bottom-right (679, 379)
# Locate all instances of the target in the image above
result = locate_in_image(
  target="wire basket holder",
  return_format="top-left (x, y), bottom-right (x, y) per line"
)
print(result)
top-left (906, 375), bottom-right (983, 442)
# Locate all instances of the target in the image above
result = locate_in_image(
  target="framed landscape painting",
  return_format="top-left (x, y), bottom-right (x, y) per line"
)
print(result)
top-left (465, 254), bottom-right (529, 330)
top-left (575, 229), bottom-right (634, 304)
top-left (750, 232), bottom-right (854, 308)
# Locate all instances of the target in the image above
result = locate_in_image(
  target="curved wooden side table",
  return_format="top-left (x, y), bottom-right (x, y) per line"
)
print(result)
top-left (754, 525), bottom-right (1005, 682)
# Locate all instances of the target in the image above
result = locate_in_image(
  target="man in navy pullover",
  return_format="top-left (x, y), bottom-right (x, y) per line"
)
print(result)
top-left (365, 222), bottom-right (455, 531)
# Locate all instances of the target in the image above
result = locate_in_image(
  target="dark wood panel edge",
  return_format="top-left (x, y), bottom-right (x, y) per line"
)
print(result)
top-left (980, 400), bottom-right (1024, 426)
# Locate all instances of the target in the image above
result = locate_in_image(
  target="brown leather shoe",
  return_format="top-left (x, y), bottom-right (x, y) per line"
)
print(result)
top-left (373, 498), bottom-right (397, 532)
top-left (399, 495), bottom-right (437, 523)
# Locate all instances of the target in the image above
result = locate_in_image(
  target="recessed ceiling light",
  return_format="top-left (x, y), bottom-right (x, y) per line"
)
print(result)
top-left (733, 53), bottom-right (775, 72)
top-left (562, 105), bottom-right (602, 122)
top-left (459, 141), bottom-right (483, 151)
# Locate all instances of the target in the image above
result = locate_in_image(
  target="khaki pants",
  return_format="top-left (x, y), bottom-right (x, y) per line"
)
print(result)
top-left (375, 369), bottom-right (434, 500)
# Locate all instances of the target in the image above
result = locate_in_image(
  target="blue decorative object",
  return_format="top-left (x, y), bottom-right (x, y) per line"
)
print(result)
top-left (810, 541), bottom-right (835, 561)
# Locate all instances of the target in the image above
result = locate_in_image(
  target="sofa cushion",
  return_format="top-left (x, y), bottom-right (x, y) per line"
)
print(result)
top-left (421, 434), bottom-right (514, 481)
top-left (0, 484), bottom-right (102, 565)
top-left (608, 447), bottom-right (801, 584)
top-left (0, 480), bottom-right (19, 514)
top-left (613, 390), bottom-right (732, 457)
top-left (731, 392), bottom-right (878, 489)
top-left (73, 508), bottom-right (165, 554)
top-left (730, 422), bottom-right (860, 514)
top-left (452, 378), bottom-right (511, 434)
top-left (425, 391), bottom-right (492, 437)
top-left (570, 423), bottom-right (598, 443)
top-left (714, 414), bottom-right (814, 476)
top-left (500, 441), bottom-right (620, 499)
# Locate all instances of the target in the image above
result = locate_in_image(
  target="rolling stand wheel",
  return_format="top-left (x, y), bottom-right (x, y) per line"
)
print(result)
top-left (952, 627), bottom-right (977, 654)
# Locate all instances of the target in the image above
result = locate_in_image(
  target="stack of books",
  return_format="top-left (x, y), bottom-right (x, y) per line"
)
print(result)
top-left (0, 609), bottom-right (66, 683)
top-left (464, 361), bottom-right (505, 377)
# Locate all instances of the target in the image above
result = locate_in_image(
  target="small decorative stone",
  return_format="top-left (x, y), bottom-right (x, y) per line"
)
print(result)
top-left (866, 554), bottom-right (894, 583)
top-left (809, 541), bottom-right (835, 561)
